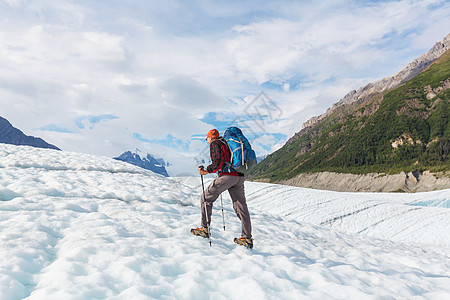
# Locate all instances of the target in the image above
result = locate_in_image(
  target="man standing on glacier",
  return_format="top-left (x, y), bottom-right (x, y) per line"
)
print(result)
top-left (191, 129), bottom-right (253, 248)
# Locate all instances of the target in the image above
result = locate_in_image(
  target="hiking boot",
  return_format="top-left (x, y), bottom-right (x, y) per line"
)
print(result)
top-left (190, 227), bottom-right (210, 238)
top-left (234, 237), bottom-right (253, 249)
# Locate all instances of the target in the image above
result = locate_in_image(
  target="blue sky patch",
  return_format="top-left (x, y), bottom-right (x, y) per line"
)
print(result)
top-left (38, 124), bottom-right (73, 133)
top-left (134, 133), bottom-right (190, 152)
top-left (75, 115), bottom-right (118, 130)
top-left (261, 74), bottom-right (308, 92)
top-left (191, 134), bottom-right (207, 141)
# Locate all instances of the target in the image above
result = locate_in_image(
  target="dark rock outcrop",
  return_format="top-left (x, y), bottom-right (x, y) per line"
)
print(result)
top-left (0, 116), bottom-right (60, 150)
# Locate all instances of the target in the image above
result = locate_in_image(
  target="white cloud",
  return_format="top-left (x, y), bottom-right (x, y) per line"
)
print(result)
top-left (159, 76), bottom-right (228, 112)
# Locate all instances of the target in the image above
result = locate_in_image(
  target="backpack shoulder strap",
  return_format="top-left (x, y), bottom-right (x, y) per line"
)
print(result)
top-left (217, 137), bottom-right (231, 153)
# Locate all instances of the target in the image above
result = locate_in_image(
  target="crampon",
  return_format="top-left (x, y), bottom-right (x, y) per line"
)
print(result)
top-left (234, 237), bottom-right (253, 249)
top-left (190, 227), bottom-right (210, 238)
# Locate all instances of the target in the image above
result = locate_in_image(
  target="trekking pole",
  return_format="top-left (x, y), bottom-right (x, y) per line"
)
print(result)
top-left (199, 166), bottom-right (212, 247)
top-left (220, 193), bottom-right (226, 231)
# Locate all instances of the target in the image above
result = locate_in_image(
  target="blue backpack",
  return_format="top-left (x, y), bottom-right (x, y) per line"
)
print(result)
top-left (223, 127), bottom-right (257, 175)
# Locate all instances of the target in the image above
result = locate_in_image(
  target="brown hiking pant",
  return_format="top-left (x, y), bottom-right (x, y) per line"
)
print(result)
top-left (201, 175), bottom-right (252, 239)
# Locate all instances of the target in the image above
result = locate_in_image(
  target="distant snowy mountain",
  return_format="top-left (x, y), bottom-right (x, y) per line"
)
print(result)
top-left (0, 116), bottom-right (60, 150)
top-left (114, 151), bottom-right (169, 177)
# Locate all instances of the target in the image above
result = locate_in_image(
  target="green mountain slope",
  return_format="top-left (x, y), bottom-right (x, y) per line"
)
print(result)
top-left (251, 50), bottom-right (450, 182)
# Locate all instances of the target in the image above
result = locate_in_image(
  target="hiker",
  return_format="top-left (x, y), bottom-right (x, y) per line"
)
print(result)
top-left (191, 129), bottom-right (253, 248)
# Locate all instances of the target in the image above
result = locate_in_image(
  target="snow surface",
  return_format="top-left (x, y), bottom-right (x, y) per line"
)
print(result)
top-left (0, 144), bottom-right (449, 299)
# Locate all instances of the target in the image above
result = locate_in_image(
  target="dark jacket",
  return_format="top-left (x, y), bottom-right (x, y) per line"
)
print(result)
top-left (206, 137), bottom-right (240, 176)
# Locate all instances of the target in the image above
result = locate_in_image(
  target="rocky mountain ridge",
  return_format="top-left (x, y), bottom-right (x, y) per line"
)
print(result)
top-left (0, 116), bottom-right (60, 150)
top-left (250, 34), bottom-right (449, 192)
top-left (302, 33), bottom-right (450, 130)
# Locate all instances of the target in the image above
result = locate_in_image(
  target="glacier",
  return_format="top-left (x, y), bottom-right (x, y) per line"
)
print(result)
top-left (0, 144), bottom-right (449, 299)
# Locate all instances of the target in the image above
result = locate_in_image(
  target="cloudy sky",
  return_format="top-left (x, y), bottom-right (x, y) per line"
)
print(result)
top-left (0, 0), bottom-right (449, 175)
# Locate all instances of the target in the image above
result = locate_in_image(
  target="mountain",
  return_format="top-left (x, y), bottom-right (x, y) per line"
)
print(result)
top-left (0, 116), bottom-right (60, 150)
top-left (257, 154), bottom-right (269, 163)
top-left (250, 34), bottom-right (450, 192)
top-left (301, 34), bottom-right (450, 130)
top-left (113, 151), bottom-right (169, 177)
